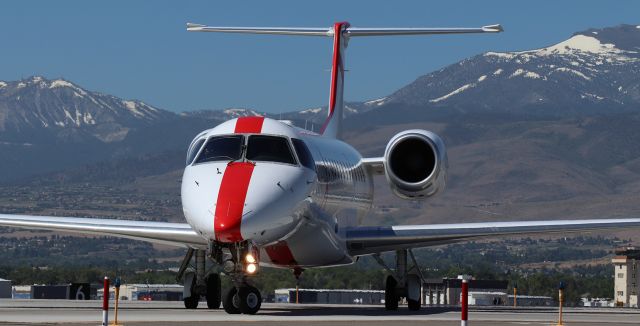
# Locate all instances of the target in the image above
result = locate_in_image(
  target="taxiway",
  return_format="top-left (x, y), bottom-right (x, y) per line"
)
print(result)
top-left (1, 299), bottom-right (639, 325)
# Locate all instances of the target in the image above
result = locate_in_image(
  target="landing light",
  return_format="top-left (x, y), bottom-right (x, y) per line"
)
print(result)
top-left (245, 253), bottom-right (256, 264)
top-left (246, 263), bottom-right (258, 274)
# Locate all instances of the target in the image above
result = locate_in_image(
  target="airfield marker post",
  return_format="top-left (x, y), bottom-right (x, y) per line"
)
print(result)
top-left (556, 281), bottom-right (565, 326)
top-left (461, 278), bottom-right (469, 326)
top-left (102, 276), bottom-right (109, 326)
top-left (111, 277), bottom-right (122, 326)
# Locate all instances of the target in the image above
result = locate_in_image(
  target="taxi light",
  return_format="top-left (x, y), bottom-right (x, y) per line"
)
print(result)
top-left (245, 253), bottom-right (256, 264)
top-left (246, 263), bottom-right (258, 274)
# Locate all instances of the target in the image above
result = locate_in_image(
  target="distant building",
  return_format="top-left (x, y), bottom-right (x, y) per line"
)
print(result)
top-left (12, 285), bottom-right (31, 299)
top-left (0, 278), bottom-right (11, 298)
top-left (98, 284), bottom-right (184, 301)
top-left (581, 297), bottom-right (614, 307)
top-left (30, 283), bottom-right (90, 300)
top-left (612, 247), bottom-right (640, 308)
top-left (274, 288), bottom-right (384, 304)
top-left (424, 276), bottom-right (508, 305)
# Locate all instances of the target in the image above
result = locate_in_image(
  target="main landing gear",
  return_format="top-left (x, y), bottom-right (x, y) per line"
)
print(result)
top-left (178, 248), bottom-right (222, 310)
top-left (374, 249), bottom-right (425, 311)
top-left (177, 242), bottom-right (263, 314)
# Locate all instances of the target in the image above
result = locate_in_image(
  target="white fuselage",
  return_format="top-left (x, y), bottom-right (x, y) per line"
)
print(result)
top-left (181, 117), bottom-right (373, 268)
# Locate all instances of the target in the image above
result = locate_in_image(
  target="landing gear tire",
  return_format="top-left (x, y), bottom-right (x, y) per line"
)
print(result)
top-left (184, 295), bottom-right (199, 309)
top-left (384, 275), bottom-right (399, 311)
top-left (408, 298), bottom-right (421, 311)
top-left (223, 287), bottom-right (241, 314)
top-left (205, 273), bottom-right (221, 309)
top-left (238, 286), bottom-right (262, 315)
top-left (406, 274), bottom-right (421, 311)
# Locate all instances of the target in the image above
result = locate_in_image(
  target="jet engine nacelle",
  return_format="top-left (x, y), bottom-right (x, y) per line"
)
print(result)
top-left (383, 129), bottom-right (448, 200)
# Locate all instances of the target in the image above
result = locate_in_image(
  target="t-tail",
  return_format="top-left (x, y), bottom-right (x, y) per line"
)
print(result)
top-left (187, 22), bottom-right (503, 139)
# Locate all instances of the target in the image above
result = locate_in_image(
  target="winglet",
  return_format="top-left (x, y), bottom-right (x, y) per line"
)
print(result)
top-left (482, 24), bottom-right (504, 33)
top-left (186, 23), bottom-right (206, 31)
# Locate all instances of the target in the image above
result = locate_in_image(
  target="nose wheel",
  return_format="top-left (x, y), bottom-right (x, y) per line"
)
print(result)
top-left (223, 285), bottom-right (262, 314)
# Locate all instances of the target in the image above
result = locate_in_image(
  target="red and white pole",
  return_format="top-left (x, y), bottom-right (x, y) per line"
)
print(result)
top-left (102, 276), bottom-right (109, 326)
top-left (461, 279), bottom-right (469, 326)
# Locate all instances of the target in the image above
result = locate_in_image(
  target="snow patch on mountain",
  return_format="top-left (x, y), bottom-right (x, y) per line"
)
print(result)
top-left (510, 69), bottom-right (542, 79)
top-left (300, 107), bottom-right (323, 114)
top-left (536, 35), bottom-right (621, 55)
top-left (122, 100), bottom-right (146, 117)
top-left (554, 67), bottom-right (591, 80)
top-left (0, 82), bottom-right (6, 88)
top-left (223, 108), bottom-right (261, 117)
top-left (493, 69), bottom-right (503, 75)
top-left (477, 75), bottom-right (487, 82)
top-left (430, 83), bottom-right (475, 103)
top-left (364, 97), bottom-right (387, 106)
top-left (485, 34), bottom-right (638, 64)
top-left (49, 79), bottom-right (88, 95)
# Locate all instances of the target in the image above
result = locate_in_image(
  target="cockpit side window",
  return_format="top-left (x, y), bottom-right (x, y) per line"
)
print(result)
top-left (246, 135), bottom-right (296, 165)
top-left (186, 138), bottom-right (206, 166)
top-left (194, 135), bottom-right (244, 164)
top-left (292, 138), bottom-right (315, 170)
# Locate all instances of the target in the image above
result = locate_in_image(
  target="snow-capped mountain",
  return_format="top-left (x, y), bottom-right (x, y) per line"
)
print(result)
top-left (0, 76), bottom-right (177, 143)
top-left (182, 108), bottom-right (264, 120)
top-left (380, 24), bottom-right (640, 116)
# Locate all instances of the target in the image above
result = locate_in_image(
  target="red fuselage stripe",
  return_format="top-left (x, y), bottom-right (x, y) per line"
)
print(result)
top-left (265, 241), bottom-right (298, 266)
top-left (214, 162), bottom-right (254, 242)
top-left (235, 116), bottom-right (265, 133)
top-left (213, 117), bottom-right (265, 243)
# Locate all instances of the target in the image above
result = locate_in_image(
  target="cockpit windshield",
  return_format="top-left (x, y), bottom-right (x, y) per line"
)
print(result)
top-left (194, 135), bottom-right (244, 164)
top-left (246, 135), bottom-right (296, 165)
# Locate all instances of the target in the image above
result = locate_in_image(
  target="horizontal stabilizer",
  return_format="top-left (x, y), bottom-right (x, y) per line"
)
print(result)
top-left (186, 24), bottom-right (330, 36)
top-left (187, 23), bottom-right (504, 37)
top-left (347, 24), bottom-right (503, 37)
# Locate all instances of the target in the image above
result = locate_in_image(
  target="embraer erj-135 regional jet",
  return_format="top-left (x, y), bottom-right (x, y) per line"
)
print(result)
top-left (2, 21), bottom-right (640, 314)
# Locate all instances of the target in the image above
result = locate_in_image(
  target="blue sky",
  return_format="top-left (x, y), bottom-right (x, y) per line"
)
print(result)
top-left (1, 1), bottom-right (638, 113)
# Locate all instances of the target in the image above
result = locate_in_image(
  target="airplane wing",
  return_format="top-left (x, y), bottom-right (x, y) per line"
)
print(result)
top-left (0, 214), bottom-right (207, 248)
top-left (345, 218), bottom-right (640, 255)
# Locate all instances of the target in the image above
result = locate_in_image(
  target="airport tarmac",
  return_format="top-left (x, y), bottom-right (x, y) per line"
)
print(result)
top-left (1, 299), bottom-right (639, 325)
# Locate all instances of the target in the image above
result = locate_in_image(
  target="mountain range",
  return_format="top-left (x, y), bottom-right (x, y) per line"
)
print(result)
top-left (2, 24), bottom-right (640, 226)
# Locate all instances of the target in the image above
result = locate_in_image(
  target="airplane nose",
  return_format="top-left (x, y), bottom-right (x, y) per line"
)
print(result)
top-left (182, 161), bottom-right (314, 244)
top-left (233, 163), bottom-right (313, 244)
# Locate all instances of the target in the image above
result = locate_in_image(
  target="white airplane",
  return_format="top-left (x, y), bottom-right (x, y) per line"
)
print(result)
top-left (2, 21), bottom-right (640, 315)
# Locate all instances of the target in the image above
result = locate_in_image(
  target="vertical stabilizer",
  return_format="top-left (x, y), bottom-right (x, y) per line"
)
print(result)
top-left (319, 22), bottom-right (349, 139)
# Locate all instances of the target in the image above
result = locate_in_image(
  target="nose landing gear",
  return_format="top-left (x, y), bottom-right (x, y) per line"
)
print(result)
top-left (178, 243), bottom-right (263, 314)
top-left (221, 241), bottom-right (264, 314)
top-left (223, 285), bottom-right (262, 314)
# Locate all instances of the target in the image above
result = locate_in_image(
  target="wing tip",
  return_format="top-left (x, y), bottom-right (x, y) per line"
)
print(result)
top-left (186, 22), bottom-right (206, 31)
top-left (482, 24), bottom-right (504, 33)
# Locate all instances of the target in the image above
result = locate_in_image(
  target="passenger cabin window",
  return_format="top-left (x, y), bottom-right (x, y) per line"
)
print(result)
top-left (292, 139), bottom-right (315, 170)
top-left (186, 138), bottom-right (206, 165)
top-left (246, 135), bottom-right (296, 165)
top-left (194, 135), bottom-right (244, 164)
